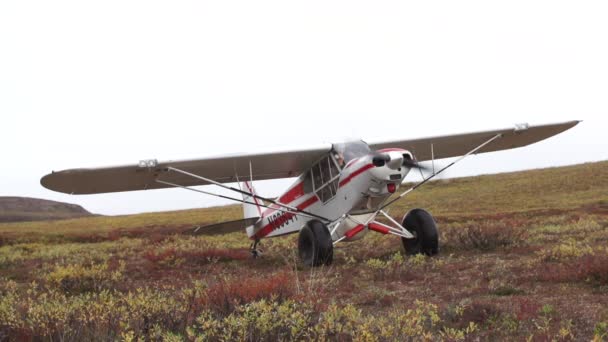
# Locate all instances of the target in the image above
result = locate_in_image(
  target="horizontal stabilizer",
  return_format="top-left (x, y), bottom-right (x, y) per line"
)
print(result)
top-left (191, 217), bottom-right (260, 236)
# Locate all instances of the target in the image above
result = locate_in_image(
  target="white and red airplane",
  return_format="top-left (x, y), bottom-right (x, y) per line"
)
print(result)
top-left (41, 121), bottom-right (579, 266)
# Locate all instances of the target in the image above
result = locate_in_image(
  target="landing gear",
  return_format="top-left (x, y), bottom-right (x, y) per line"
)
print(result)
top-left (250, 239), bottom-right (262, 258)
top-left (401, 208), bottom-right (439, 256)
top-left (298, 220), bottom-right (333, 267)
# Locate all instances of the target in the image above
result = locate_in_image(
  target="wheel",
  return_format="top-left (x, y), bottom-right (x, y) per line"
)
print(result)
top-left (401, 208), bottom-right (439, 256)
top-left (298, 220), bottom-right (333, 267)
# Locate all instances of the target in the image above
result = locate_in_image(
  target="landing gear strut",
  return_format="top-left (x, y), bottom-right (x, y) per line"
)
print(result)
top-left (250, 239), bottom-right (262, 258)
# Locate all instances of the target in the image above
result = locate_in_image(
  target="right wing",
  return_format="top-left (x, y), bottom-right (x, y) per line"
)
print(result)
top-left (41, 144), bottom-right (331, 195)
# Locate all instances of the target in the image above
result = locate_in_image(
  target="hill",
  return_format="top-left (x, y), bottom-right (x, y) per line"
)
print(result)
top-left (0, 160), bottom-right (607, 340)
top-left (0, 196), bottom-right (92, 223)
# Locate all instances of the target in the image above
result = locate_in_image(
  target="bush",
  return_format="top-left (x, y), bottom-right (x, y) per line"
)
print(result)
top-left (187, 299), bottom-right (480, 341)
top-left (45, 261), bottom-right (125, 294)
top-left (179, 248), bottom-right (251, 263)
top-left (444, 301), bottom-right (500, 329)
top-left (0, 280), bottom-right (20, 333)
top-left (364, 253), bottom-right (419, 282)
top-left (144, 247), bottom-right (251, 266)
top-left (537, 239), bottom-right (593, 262)
top-left (539, 253), bottom-right (608, 286)
top-left (595, 321), bottom-right (608, 340)
top-left (205, 270), bottom-right (295, 315)
top-left (1, 281), bottom-right (486, 342)
top-left (515, 298), bottom-right (540, 321)
top-left (0, 282), bottom-right (206, 341)
top-left (442, 220), bottom-right (527, 251)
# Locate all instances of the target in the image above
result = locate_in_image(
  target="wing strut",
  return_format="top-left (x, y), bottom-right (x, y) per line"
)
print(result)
top-left (160, 166), bottom-right (331, 222)
top-left (379, 133), bottom-right (503, 212)
top-left (155, 179), bottom-right (320, 220)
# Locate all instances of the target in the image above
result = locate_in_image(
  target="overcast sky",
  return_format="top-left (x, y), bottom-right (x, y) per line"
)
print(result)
top-left (1, 0), bottom-right (606, 215)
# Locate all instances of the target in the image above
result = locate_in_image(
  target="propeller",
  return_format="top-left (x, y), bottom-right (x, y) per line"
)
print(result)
top-left (402, 157), bottom-right (429, 171)
top-left (372, 152), bottom-right (429, 171)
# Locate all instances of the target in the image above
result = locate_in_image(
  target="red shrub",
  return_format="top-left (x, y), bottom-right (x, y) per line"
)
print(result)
top-left (540, 254), bottom-right (608, 285)
top-left (461, 302), bottom-right (502, 325)
top-left (205, 270), bottom-right (295, 315)
top-left (180, 248), bottom-right (251, 262)
top-left (516, 298), bottom-right (540, 321)
top-left (444, 301), bottom-right (501, 329)
top-left (577, 254), bottom-right (608, 285)
top-left (147, 233), bottom-right (169, 244)
top-left (143, 248), bottom-right (177, 263)
top-left (107, 230), bottom-right (122, 241)
top-left (143, 248), bottom-right (250, 265)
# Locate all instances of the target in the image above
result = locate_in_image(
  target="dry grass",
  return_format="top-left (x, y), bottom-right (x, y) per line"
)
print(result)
top-left (1, 161), bottom-right (607, 340)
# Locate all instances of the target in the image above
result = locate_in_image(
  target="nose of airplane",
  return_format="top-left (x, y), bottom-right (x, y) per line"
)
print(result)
top-left (371, 152), bottom-right (405, 170)
top-left (385, 152), bottom-right (403, 170)
top-left (372, 153), bottom-right (390, 167)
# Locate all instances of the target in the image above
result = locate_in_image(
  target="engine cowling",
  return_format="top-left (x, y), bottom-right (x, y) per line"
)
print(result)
top-left (366, 149), bottom-right (413, 197)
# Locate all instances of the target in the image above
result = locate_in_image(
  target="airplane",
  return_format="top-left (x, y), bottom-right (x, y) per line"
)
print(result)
top-left (41, 121), bottom-right (579, 266)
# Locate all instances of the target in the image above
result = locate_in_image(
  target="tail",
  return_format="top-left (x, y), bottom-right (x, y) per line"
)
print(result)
top-left (242, 181), bottom-right (263, 219)
top-left (188, 182), bottom-right (262, 238)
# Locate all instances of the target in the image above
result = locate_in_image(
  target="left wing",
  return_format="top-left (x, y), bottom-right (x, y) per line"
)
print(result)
top-left (41, 144), bottom-right (331, 194)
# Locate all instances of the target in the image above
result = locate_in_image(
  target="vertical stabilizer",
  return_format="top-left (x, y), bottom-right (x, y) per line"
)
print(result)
top-left (242, 181), bottom-right (263, 219)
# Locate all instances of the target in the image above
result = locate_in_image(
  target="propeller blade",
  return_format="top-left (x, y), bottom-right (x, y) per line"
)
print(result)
top-left (402, 158), bottom-right (429, 171)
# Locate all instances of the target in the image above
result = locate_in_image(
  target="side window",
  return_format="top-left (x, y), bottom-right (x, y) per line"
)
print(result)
top-left (303, 170), bottom-right (314, 194)
top-left (311, 154), bottom-right (342, 203)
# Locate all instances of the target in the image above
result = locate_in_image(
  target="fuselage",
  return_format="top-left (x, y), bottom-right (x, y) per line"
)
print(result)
top-left (247, 141), bottom-right (412, 242)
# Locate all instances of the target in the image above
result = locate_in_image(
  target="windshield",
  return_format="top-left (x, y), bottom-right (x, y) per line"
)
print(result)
top-left (333, 140), bottom-right (371, 163)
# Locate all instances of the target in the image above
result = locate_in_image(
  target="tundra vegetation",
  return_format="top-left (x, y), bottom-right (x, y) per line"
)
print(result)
top-left (1, 161), bottom-right (607, 341)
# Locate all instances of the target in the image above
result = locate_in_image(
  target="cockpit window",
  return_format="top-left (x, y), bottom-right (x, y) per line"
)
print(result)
top-left (333, 140), bottom-right (371, 163)
top-left (309, 154), bottom-right (341, 203)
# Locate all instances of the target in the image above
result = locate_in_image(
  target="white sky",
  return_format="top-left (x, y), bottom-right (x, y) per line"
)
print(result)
top-left (1, 0), bottom-right (607, 215)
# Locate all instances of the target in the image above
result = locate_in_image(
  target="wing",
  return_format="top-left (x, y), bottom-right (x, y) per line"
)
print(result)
top-left (41, 144), bottom-right (331, 194)
top-left (368, 121), bottom-right (580, 162)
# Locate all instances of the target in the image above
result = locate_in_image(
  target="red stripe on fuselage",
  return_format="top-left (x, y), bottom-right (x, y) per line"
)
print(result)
top-left (279, 182), bottom-right (305, 204)
top-left (253, 195), bottom-right (319, 239)
top-left (260, 181), bottom-right (305, 218)
top-left (252, 163), bottom-right (375, 240)
top-left (339, 163), bottom-right (374, 188)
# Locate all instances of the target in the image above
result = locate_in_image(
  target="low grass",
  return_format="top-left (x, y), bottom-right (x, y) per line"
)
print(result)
top-left (0, 160), bottom-right (607, 340)
top-left (395, 161), bottom-right (608, 217)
